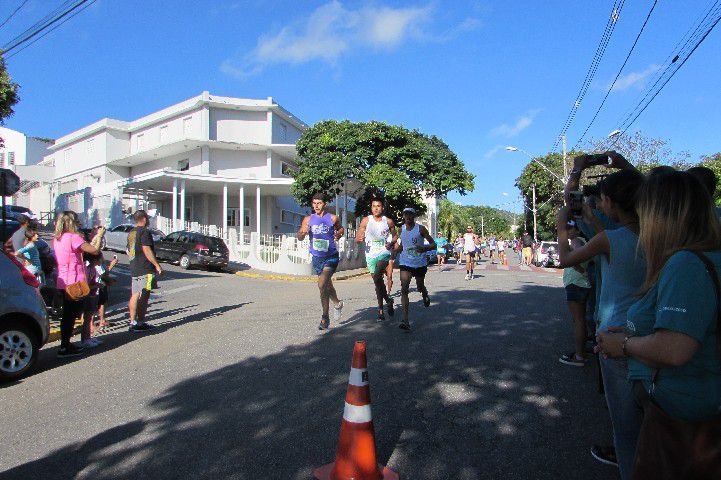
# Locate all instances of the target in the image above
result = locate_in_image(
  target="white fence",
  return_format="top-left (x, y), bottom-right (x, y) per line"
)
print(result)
top-left (151, 215), bottom-right (366, 275)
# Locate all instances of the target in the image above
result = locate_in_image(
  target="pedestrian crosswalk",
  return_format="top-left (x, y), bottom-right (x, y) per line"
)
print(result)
top-left (434, 263), bottom-right (561, 275)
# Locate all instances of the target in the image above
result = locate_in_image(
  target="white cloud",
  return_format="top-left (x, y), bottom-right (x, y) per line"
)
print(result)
top-left (611, 64), bottom-right (662, 92)
top-left (489, 110), bottom-right (540, 138)
top-left (220, 1), bottom-right (474, 79)
top-left (483, 145), bottom-right (505, 159)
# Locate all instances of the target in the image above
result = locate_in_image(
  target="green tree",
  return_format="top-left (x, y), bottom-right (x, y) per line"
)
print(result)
top-left (585, 131), bottom-right (691, 172)
top-left (0, 54), bottom-right (20, 146)
top-left (437, 199), bottom-right (470, 239)
top-left (699, 152), bottom-right (721, 205)
top-left (291, 120), bottom-right (475, 220)
top-left (514, 152), bottom-right (567, 241)
top-left (465, 205), bottom-right (513, 238)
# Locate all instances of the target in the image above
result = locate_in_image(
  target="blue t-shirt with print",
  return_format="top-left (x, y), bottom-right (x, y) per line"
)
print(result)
top-left (627, 251), bottom-right (721, 421)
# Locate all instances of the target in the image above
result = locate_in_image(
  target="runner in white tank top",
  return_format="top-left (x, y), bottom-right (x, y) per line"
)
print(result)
top-left (395, 208), bottom-right (436, 331)
top-left (463, 226), bottom-right (479, 280)
top-left (356, 198), bottom-right (398, 322)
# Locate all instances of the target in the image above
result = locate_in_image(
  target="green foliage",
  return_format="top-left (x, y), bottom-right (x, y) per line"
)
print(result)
top-left (700, 152), bottom-right (721, 206)
top-left (585, 131), bottom-right (691, 171)
top-left (0, 55), bottom-right (18, 126)
top-left (291, 120), bottom-right (474, 219)
top-left (438, 199), bottom-right (516, 240)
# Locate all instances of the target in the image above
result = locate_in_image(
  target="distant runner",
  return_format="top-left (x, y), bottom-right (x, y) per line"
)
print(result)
top-left (356, 198), bottom-right (398, 322)
top-left (298, 193), bottom-right (344, 330)
top-left (434, 232), bottom-right (448, 268)
top-left (395, 208), bottom-right (436, 331)
top-left (463, 226), bottom-right (479, 280)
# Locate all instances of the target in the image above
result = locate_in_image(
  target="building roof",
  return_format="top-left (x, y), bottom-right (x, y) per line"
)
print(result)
top-left (50, 91), bottom-right (308, 150)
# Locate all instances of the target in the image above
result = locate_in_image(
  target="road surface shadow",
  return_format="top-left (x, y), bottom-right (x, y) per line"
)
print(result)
top-left (1, 285), bottom-right (616, 480)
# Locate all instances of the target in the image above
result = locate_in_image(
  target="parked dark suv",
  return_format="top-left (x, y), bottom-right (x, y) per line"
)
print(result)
top-left (154, 231), bottom-right (229, 271)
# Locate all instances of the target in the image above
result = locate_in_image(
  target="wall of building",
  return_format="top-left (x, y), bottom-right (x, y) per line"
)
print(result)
top-left (26, 138), bottom-right (52, 166)
top-left (209, 109), bottom-right (268, 144)
top-left (210, 149), bottom-right (267, 178)
top-left (106, 129), bottom-right (130, 162)
top-left (0, 127), bottom-right (27, 168)
top-left (53, 130), bottom-right (110, 178)
top-left (129, 149), bottom-right (203, 176)
top-left (271, 113), bottom-right (303, 144)
top-left (130, 108), bottom-right (204, 155)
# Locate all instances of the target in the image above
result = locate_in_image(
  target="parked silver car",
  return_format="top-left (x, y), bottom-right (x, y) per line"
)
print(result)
top-left (102, 224), bottom-right (165, 252)
top-left (0, 251), bottom-right (49, 382)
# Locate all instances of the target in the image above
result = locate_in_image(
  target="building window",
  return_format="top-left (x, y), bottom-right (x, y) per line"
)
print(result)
top-left (86, 139), bottom-right (95, 153)
top-left (159, 124), bottom-right (168, 143)
top-left (244, 208), bottom-right (250, 227)
top-left (280, 161), bottom-right (295, 177)
top-left (183, 117), bottom-right (193, 136)
top-left (64, 148), bottom-right (72, 163)
top-left (136, 134), bottom-right (145, 151)
top-left (281, 124), bottom-right (288, 143)
top-left (281, 209), bottom-right (295, 225)
top-left (178, 159), bottom-right (189, 171)
top-left (227, 208), bottom-right (239, 227)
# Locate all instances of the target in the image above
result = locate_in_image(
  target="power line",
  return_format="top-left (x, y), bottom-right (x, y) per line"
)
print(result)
top-left (0, 0), bottom-right (30, 31)
top-left (3, 0), bottom-right (75, 49)
top-left (5, 0), bottom-right (97, 59)
top-left (552, 0), bottom-right (626, 152)
top-left (2, 0), bottom-right (91, 55)
top-left (573, 0), bottom-right (658, 149)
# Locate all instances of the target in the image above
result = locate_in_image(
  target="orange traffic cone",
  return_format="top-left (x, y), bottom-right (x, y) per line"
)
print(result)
top-left (314, 341), bottom-right (399, 480)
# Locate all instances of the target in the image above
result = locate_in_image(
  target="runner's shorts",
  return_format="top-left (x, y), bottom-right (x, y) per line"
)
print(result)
top-left (565, 284), bottom-right (591, 302)
top-left (312, 253), bottom-right (340, 275)
top-left (367, 253), bottom-right (391, 275)
top-left (132, 274), bottom-right (158, 294)
top-left (399, 265), bottom-right (428, 277)
top-left (464, 249), bottom-right (476, 256)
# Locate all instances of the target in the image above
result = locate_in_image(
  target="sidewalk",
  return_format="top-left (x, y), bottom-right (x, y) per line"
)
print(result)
top-left (230, 265), bottom-right (369, 282)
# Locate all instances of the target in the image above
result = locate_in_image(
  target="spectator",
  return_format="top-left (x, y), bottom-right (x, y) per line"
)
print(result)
top-left (559, 221), bottom-right (591, 367)
top-left (8, 213), bottom-right (32, 252)
top-left (80, 253), bottom-right (102, 349)
top-left (521, 231), bottom-right (533, 266)
top-left (95, 254), bottom-right (118, 331)
top-left (597, 171), bottom-right (721, 479)
top-left (127, 210), bottom-right (163, 332)
top-left (54, 211), bottom-right (104, 358)
top-left (557, 153), bottom-right (646, 480)
top-left (15, 229), bottom-right (42, 284)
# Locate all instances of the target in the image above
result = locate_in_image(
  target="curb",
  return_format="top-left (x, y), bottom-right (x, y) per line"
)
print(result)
top-left (234, 270), bottom-right (369, 282)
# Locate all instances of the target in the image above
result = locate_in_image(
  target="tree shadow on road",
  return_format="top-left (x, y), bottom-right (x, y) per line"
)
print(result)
top-left (1, 285), bottom-right (615, 480)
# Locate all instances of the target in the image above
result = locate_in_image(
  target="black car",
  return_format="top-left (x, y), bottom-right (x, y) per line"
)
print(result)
top-left (154, 231), bottom-right (229, 271)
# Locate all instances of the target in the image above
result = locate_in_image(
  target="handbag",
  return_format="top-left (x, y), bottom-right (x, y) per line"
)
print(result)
top-left (632, 251), bottom-right (721, 480)
top-left (65, 280), bottom-right (90, 301)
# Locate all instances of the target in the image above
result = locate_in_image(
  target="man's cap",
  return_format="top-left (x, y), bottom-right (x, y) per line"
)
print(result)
top-left (402, 207), bottom-right (416, 215)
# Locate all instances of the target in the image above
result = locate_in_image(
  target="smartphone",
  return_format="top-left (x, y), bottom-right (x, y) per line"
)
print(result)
top-left (586, 153), bottom-right (613, 167)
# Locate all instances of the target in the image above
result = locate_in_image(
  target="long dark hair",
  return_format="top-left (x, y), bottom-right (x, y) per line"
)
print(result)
top-left (598, 169), bottom-right (645, 218)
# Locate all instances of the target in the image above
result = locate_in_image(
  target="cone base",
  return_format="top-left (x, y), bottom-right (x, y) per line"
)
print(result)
top-left (313, 462), bottom-right (399, 480)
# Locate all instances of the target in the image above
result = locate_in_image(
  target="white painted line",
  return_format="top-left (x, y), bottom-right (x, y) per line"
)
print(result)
top-left (519, 265), bottom-right (531, 271)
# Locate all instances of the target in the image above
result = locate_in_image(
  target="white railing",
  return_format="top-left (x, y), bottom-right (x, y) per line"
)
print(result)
top-left (151, 214), bottom-right (365, 275)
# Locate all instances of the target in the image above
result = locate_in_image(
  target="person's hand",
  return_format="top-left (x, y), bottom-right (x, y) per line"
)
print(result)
top-left (606, 151), bottom-right (631, 170)
top-left (109, 258), bottom-right (119, 268)
top-left (596, 327), bottom-right (626, 359)
top-left (572, 154), bottom-right (592, 172)
top-left (155, 265), bottom-right (163, 276)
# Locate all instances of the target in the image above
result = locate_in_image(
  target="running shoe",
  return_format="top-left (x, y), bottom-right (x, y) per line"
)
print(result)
top-left (129, 322), bottom-right (155, 333)
top-left (318, 316), bottom-right (330, 330)
top-left (399, 320), bottom-right (411, 331)
top-left (590, 445), bottom-right (618, 467)
top-left (333, 301), bottom-right (344, 321)
top-left (386, 297), bottom-right (395, 317)
top-left (57, 344), bottom-right (84, 358)
top-left (559, 353), bottom-right (586, 367)
top-left (422, 293), bottom-right (431, 307)
top-left (377, 313), bottom-right (385, 323)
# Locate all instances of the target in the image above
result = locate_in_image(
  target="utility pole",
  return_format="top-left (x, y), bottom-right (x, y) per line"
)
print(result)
top-left (532, 184), bottom-right (537, 242)
top-left (481, 215), bottom-right (484, 237)
top-left (561, 133), bottom-right (568, 181)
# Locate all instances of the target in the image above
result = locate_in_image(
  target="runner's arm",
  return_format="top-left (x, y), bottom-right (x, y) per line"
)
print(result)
top-left (386, 218), bottom-right (398, 249)
top-left (331, 214), bottom-right (344, 240)
top-left (142, 246), bottom-right (162, 274)
top-left (355, 217), bottom-right (368, 243)
top-left (417, 226), bottom-right (437, 252)
top-left (297, 216), bottom-right (310, 241)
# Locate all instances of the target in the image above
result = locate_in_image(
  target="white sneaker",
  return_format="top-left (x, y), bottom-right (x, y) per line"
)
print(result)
top-left (333, 301), bottom-right (344, 321)
top-left (81, 339), bottom-right (99, 349)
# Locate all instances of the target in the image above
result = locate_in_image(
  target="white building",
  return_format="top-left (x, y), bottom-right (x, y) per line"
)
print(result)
top-left (0, 127), bottom-right (54, 207)
top-left (22, 92), bottom-right (364, 274)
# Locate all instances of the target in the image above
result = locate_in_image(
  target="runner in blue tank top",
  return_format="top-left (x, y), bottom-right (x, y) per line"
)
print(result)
top-left (297, 193), bottom-right (345, 330)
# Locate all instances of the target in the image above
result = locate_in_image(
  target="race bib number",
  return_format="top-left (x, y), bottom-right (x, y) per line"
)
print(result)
top-left (313, 238), bottom-right (330, 252)
top-left (406, 247), bottom-right (420, 258)
top-left (370, 239), bottom-right (386, 251)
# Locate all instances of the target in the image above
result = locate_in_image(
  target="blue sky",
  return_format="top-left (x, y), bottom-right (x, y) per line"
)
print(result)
top-left (3, 0), bottom-right (721, 212)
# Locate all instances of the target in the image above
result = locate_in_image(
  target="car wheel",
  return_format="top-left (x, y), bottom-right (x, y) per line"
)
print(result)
top-left (179, 254), bottom-right (191, 270)
top-left (0, 320), bottom-right (40, 382)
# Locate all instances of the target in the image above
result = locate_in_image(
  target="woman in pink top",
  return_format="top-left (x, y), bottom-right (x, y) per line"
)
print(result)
top-left (53, 211), bottom-right (102, 358)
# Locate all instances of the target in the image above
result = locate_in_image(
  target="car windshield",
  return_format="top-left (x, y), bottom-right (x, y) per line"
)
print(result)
top-left (204, 237), bottom-right (225, 249)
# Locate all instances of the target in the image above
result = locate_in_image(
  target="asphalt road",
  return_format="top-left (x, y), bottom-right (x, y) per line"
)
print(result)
top-left (0, 255), bottom-right (616, 480)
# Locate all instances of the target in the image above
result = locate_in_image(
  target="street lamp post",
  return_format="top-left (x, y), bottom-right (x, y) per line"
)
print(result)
top-left (505, 146), bottom-right (565, 185)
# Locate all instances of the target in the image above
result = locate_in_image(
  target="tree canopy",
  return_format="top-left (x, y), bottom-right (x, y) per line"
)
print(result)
top-left (291, 120), bottom-right (475, 220)
top-left (0, 54), bottom-right (19, 146)
top-left (438, 199), bottom-right (516, 240)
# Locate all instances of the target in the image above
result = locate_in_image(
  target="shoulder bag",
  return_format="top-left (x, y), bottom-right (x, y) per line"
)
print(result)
top-left (632, 251), bottom-right (721, 480)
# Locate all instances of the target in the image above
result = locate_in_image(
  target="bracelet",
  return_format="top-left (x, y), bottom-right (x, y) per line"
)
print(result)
top-left (622, 336), bottom-right (630, 357)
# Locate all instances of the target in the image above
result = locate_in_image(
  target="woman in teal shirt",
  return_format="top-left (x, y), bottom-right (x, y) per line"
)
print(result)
top-left (599, 171), bottom-right (721, 422)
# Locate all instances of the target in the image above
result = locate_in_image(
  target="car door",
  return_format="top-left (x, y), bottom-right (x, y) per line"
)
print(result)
top-left (155, 232), bottom-right (179, 261)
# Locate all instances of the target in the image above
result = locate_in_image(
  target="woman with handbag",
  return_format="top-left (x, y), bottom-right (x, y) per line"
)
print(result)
top-left (598, 170), bottom-right (721, 480)
top-left (53, 211), bottom-right (104, 358)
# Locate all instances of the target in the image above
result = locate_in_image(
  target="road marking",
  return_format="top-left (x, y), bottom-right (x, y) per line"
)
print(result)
top-left (105, 284), bottom-right (206, 313)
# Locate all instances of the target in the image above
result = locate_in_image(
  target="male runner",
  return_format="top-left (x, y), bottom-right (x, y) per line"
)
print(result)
top-left (463, 226), bottom-right (479, 280)
top-left (395, 208), bottom-right (436, 331)
top-left (297, 193), bottom-right (344, 330)
top-left (356, 198), bottom-right (397, 322)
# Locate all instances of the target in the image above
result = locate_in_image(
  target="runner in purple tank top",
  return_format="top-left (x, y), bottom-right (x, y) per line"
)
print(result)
top-left (298, 193), bottom-right (345, 330)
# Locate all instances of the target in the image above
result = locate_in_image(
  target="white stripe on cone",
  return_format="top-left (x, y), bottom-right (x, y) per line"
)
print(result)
top-left (348, 367), bottom-right (368, 387)
top-left (342, 402), bottom-right (373, 423)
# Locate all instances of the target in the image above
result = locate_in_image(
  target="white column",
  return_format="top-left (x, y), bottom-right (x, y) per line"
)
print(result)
top-left (134, 189), bottom-right (139, 212)
top-left (256, 186), bottom-right (261, 238)
top-left (172, 179), bottom-right (178, 231)
top-left (342, 183), bottom-right (348, 231)
top-left (180, 180), bottom-right (186, 229)
top-left (335, 193), bottom-right (340, 216)
top-left (239, 185), bottom-right (245, 243)
top-left (222, 183), bottom-right (228, 239)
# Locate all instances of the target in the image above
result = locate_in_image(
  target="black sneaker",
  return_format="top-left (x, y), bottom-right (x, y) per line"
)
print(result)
top-left (386, 297), bottom-right (395, 317)
top-left (318, 316), bottom-right (330, 330)
top-left (399, 320), bottom-right (411, 331)
top-left (58, 344), bottom-right (84, 358)
top-left (422, 293), bottom-right (431, 308)
top-left (590, 444), bottom-right (618, 467)
top-left (129, 322), bottom-right (154, 333)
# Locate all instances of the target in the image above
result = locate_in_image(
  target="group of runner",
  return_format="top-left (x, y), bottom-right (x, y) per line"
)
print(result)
top-left (297, 194), bottom-right (436, 332)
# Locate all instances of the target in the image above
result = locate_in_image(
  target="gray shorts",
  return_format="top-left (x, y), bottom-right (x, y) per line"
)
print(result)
top-left (131, 274), bottom-right (158, 295)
